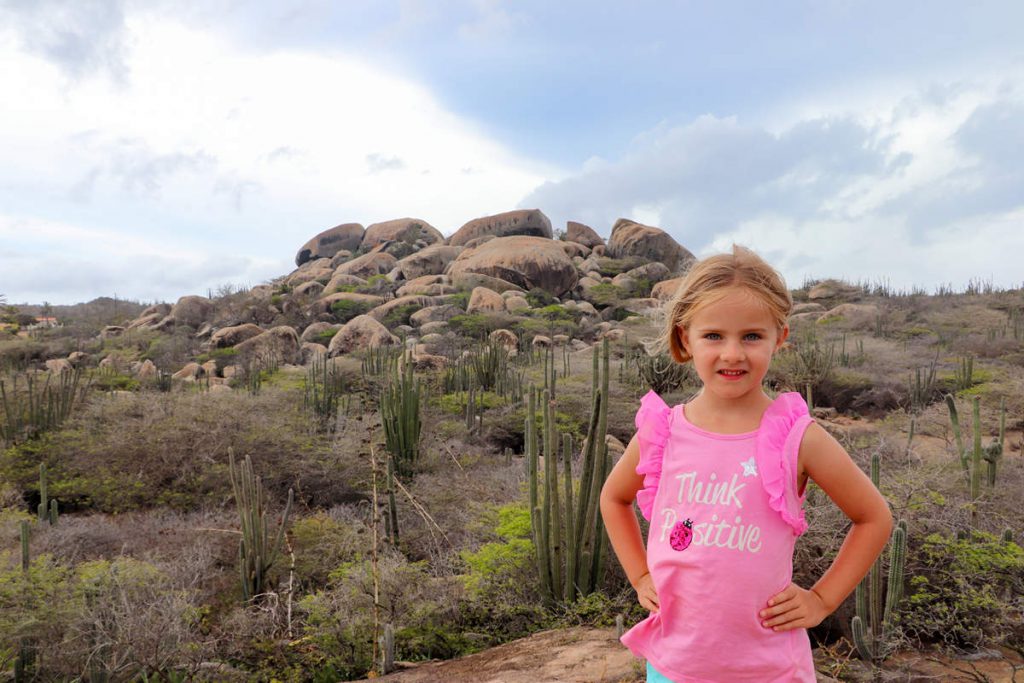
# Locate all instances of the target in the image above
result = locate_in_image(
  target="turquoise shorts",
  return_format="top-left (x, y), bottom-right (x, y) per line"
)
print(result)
top-left (647, 661), bottom-right (674, 683)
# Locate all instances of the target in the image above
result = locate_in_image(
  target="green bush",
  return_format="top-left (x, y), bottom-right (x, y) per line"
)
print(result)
top-left (461, 502), bottom-right (535, 598)
top-left (901, 531), bottom-right (1024, 651)
top-left (330, 299), bottom-right (372, 324)
top-left (587, 283), bottom-right (627, 308)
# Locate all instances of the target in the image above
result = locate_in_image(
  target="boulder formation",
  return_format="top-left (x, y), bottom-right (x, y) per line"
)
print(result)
top-left (295, 223), bottom-right (365, 266)
top-left (361, 218), bottom-right (444, 251)
top-left (446, 235), bottom-right (579, 297)
top-left (566, 221), bottom-right (604, 248)
top-left (607, 218), bottom-right (695, 273)
top-left (328, 315), bottom-right (399, 355)
top-left (448, 209), bottom-right (552, 247)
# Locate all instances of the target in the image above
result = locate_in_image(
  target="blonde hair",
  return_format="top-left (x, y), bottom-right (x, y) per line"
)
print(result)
top-left (658, 245), bottom-right (792, 363)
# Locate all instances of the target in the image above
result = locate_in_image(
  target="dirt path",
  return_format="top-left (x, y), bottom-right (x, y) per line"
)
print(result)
top-left (356, 627), bottom-right (1023, 683)
top-left (357, 627), bottom-right (640, 683)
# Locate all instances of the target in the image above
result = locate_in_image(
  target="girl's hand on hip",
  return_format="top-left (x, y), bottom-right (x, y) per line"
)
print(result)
top-left (633, 572), bottom-right (660, 613)
top-left (759, 583), bottom-right (827, 631)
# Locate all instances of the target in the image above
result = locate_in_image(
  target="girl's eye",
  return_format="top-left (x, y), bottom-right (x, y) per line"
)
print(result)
top-left (704, 333), bottom-right (721, 340)
top-left (744, 333), bottom-right (762, 341)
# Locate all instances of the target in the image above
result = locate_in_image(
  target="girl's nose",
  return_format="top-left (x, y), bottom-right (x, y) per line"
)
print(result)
top-left (721, 341), bottom-right (746, 362)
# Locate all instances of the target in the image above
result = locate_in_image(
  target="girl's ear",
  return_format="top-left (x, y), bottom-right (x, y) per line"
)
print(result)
top-left (775, 324), bottom-right (790, 350)
top-left (677, 324), bottom-right (690, 355)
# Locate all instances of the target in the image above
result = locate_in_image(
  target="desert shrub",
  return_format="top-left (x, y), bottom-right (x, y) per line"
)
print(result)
top-left (0, 553), bottom-right (204, 681)
top-left (445, 290), bottom-right (472, 310)
top-left (330, 299), bottom-right (372, 324)
top-left (90, 370), bottom-right (140, 392)
top-left (290, 510), bottom-right (370, 590)
top-left (447, 314), bottom-right (511, 339)
top-left (0, 388), bottom-right (338, 513)
top-left (436, 390), bottom-right (504, 415)
top-left (900, 531), bottom-right (1024, 651)
top-left (297, 550), bottom-right (464, 679)
top-left (525, 288), bottom-right (557, 308)
top-left (460, 502), bottom-right (535, 601)
top-left (596, 256), bottom-right (644, 276)
top-left (314, 329), bottom-right (338, 345)
top-left (587, 283), bottom-right (626, 308)
top-left (381, 303), bottom-right (420, 328)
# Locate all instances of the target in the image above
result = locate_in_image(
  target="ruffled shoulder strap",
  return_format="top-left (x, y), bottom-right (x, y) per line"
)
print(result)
top-left (634, 390), bottom-right (671, 521)
top-left (755, 392), bottom-right (814, 536)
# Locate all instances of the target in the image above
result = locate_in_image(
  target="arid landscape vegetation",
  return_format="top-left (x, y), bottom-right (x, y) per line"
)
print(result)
top-left (2, 211), bottom-right (1022, 682)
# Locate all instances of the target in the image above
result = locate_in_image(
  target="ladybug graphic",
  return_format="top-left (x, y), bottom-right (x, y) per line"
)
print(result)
top-left (670, 518), bottom-right (694, 551)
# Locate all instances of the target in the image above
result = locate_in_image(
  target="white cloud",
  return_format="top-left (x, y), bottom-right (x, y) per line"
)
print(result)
top-left (0, 11), bottom-right (559, 303)
top-left (522, 76), bottom-right (1024, 292)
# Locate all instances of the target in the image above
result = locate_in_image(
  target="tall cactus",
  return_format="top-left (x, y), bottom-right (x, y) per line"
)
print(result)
top-left (229, 450), bottom-right (294, 602)
top-left (851, 510), bottom-right (907, 665)
top-left (37, 463), bottom-right (57, 525)
top-left (528, 338), bottom-right (611, 603)
top-left (380, 353), bottom-right (422, 479)
top-left (20, 519), bottom-right (29, 572)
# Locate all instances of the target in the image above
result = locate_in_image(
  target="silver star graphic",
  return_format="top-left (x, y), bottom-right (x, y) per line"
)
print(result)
top-left (741, 457), bottom-right (758, 477)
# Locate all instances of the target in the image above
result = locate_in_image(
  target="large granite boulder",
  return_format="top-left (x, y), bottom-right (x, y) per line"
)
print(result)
top-left (449, 271), bottom-right (525, 294)
top-left (607, 218), bottom-right (695, 273)
top-left (410, 304), bottom-right (463, 327)
top-left (362, 218), bottom-right (444, 251)
top-left (566, 221), bottom-right (604, 248)
top-left (333, 249), bottom-right (398, 279)
top-left (211, 323), bottom-right (264, 348)
top-left (295, 223), bottom-right (365, 266)
top-left (448, 209), bottom-right (552, 247)
top-left (168, 295), bottom-right (215, 329)
top-left (395, 244), bottom-right (463, 280)
top-left (446, 235), bottom-right (578, 297)
top-left (652, 276), bottom-right (685, 301)
top-left (323, 272), bottom-right (368, 294)
top-left (467, 287), bottom-right (505, 314)
top-left (328, 315), bottom-right (400, 356)
top-left (300, 322), bottom-right (342, 344)
top-left (368, 295), bottom-right (446, 324)
top-left (234, 326), bottom-right (301, 365)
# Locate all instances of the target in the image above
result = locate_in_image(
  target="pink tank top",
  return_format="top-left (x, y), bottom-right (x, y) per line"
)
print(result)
top-left (620, 390), bottom-right (817, 683)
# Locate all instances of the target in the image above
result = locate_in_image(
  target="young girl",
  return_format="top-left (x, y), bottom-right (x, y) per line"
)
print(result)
top-left (600, 246), bottom-right (892, 683)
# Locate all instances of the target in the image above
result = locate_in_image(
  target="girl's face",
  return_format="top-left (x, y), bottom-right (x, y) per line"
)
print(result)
top-left (678, 287), bottom-right (788, 402)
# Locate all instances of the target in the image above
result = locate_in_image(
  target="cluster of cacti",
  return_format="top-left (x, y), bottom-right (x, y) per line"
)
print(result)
top-left (633, 350), bottom-right (688, 394)
top-left (303, 354), bottom-right (349, 429)
top-left (443, 340), bottom-right (524, 403)
top-left (470, 339), bottom-right (508, 391)
top-left (851, 454), bottom-right (907, 665)
top-left (362, 345), bottom-right (400, 378)
top-left (541, 346), bottom-right (559, 399)
top-left (945, 395), bottom-right (1005, 527)
top-left (953, 355), bottom-right (975, 391)
top-left (527, 338), bottom-right (611, 604)
top-left (380, 353), bottom-right (422, 479)
top-left (37, 463), bottom-right (58, 525)
top-left (0, 368), bottom-right (89, 446)
top-left (907, 353), bottom-right (938, 413)
top-left (229, 450), bottom-right (294, 602)
top-left (836, 334), bottom-right (866, 367)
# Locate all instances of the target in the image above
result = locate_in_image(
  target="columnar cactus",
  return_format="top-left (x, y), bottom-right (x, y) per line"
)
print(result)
top-left (380, 353), bottom-right (422, 479)
top-left (528, 338), bottom-right (611, 604)
top-left (229, 450), bottom-right (294, 602)
top-left (37, 463), bottom-right (57, 525)
top-left (851, 513), bottom-right (907, 665)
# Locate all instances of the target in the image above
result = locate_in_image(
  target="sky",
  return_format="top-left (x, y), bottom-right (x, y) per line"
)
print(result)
top-left (1, 1), bottom-right (1023, 305)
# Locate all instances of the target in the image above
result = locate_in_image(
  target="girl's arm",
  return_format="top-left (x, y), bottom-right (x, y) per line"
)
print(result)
top-left (760, 422), bottom-right (893, 631)
top-left (600, 435), bottom-right (660, 612)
